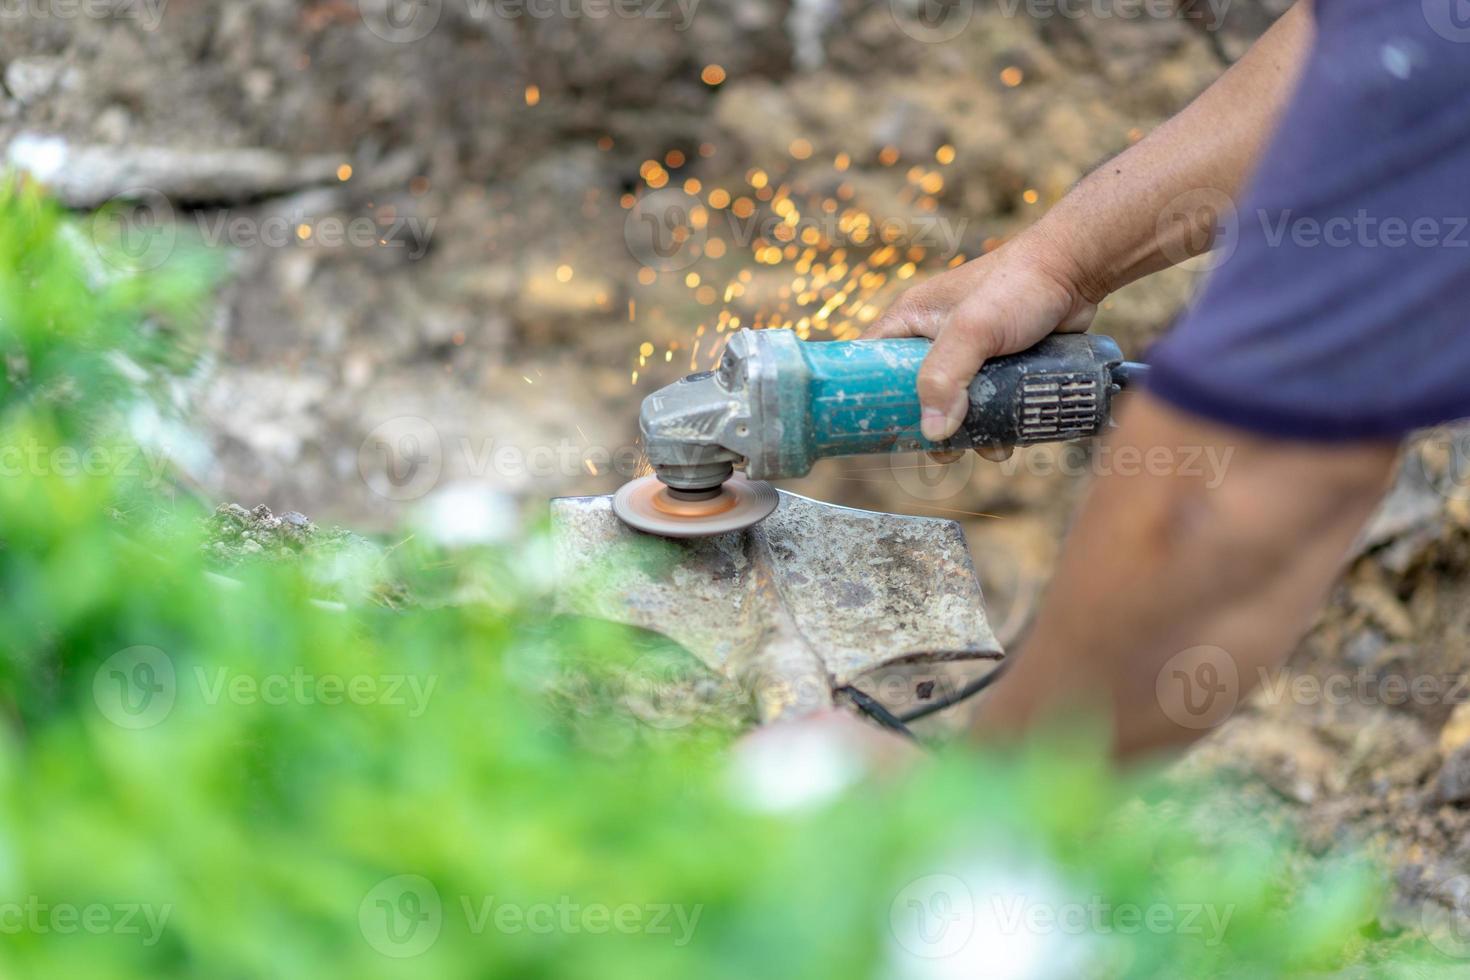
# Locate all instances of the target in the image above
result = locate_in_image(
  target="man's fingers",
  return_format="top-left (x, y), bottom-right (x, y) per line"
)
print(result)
top-left (926, 450), bottom-right (964, 464)
top-left (860, 315), bottom-right (908, 341)
top-left (975, 445), bottom-right (1015, 462)
top-left (916, 311), bottom-right (1003, 442)
top-left (863, 272), bottom-right (978, 340)
top-left (862, 301), bottom-right (943, 342)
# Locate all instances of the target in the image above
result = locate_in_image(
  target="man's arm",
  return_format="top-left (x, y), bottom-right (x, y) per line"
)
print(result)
top-left (966, 0), bottom-right (1470, 753)
top-left (863, 3), bottom-right (1313, 441)
top-left (1034, 1), bottom-right (1313, 304)
top-left (972, 393), bottom-right (1397, 756)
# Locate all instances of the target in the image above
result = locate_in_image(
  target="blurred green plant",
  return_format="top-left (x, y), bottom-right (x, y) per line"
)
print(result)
top-left (0, 182), bottom-right (1455, 978)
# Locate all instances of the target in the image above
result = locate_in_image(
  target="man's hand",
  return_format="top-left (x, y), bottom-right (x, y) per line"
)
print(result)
top-left (862, 234), bottom-right (1098, 448)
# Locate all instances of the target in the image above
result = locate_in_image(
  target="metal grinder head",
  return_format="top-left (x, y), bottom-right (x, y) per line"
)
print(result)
top-left (613, 329), bottom-right (782, 537)
top-left (611, 472), bottom-right (778, 538)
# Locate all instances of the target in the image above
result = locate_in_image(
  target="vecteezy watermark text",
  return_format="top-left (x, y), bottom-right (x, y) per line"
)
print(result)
top-left (1255, 668), bottom-right (1470, 709)
top-left (357, 414), bottom-right (1236, 504)
top-left (93, 646), bottom-right (439, 730)
top-left (1259, 210), bottom-right (1470, 250)
top-left (0, 897), bottom-right (172, 946)
top-left (624, 188), bottom-right (966, 273)
top-left (890, 872), bottom-right (1234, 962)
top-left (0, 438), bottom-right (172, 487)
top-left (357, 0), bottom-right (700, 43)
top-left (995, 0), bottom-right (1231, 23)
top-left (1157, 188), bottom-right (1470, 276)
top-left (90, 190), bottom-right (437, 272)
top-left (1158, 643), bottom-right (1470, 734)
top-left (358, 875), bottom-right (702, 958)
top-left (889, 0), bottom-right (1232, 44)
top-left (0, 0), bottom-right (167, 30)
top-left (195, 666), bottom-right (438, 718)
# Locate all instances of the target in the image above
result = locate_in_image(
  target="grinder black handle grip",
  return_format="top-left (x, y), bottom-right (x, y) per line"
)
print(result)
top-left (944, 333), bottom-right (1146, 451)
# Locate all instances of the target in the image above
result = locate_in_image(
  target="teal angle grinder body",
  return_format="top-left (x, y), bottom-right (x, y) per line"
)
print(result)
top-left (614, 328), bottom-right (1147, 536)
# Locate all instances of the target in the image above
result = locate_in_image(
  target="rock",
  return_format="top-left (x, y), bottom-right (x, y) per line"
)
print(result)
top-left (1357, 464), bottom-right (1445, 561)
top-left (93, 105), bottom-right (132, 144)
top-left (1338, 707), bottom-right (1439, 789)
top-left (3, 57), bottom-right (77, 105)
top-left (1442, 703), bottom-right (1470, 756)
top-left (1348, 570), bottom-right (1416, 641)
top-left (412, 482), bottom-right (518, 548)
top-left (713, 80), bottom-right (807, 162)
top-left (867, 97), bottom-right (949, 163)
top-left (516, 263), bottom-right (615, 320)
top-left (1431, 745), bottom-right (1470, 806)
top-left (203, 503), bottom-right (370, 570)
top-left (5, 134), bottom-right (345, 209)
top-left (1343, 628), bottom-right (1388, 667)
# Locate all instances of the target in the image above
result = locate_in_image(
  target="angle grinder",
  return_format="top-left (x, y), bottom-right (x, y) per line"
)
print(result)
top-left (614, 328), bottom-right (1148, 537)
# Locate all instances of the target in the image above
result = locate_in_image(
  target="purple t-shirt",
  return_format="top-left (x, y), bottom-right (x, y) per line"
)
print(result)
top-left (1146, 0), bottom-right (1470, 440)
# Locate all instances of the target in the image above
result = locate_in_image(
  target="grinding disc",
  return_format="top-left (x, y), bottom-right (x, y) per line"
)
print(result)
top-left (612, 473), bottom-right (778, 538)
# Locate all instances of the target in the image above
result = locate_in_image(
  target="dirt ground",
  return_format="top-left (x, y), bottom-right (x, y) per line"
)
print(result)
top-left (8, 0), bottom-right (1470, 948)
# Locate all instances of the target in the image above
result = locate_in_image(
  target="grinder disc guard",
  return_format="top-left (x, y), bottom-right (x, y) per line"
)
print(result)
top-left (612, 473), bottom-right (778, 537)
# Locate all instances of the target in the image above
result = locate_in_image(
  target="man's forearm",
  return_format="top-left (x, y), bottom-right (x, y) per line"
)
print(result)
top-left (1028, 2), bottom-right (1315, 303)
top-left (973, 393), bottom-right (1396, 756)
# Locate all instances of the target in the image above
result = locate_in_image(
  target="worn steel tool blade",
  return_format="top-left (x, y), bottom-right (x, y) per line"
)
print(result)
top-left (551, 489), bottom-right (1002, 723)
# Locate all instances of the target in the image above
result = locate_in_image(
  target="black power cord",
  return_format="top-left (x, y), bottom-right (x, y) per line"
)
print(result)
top-left (897, 659), bottom-right (1010, 724)
top-left (835, 685), bottom-right (919, 742)
top-left (838, 656), bottom-right (1011, 739)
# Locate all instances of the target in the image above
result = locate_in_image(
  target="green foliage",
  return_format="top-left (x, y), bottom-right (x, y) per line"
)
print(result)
top-left (0, 183), bottom-right (1454, 978)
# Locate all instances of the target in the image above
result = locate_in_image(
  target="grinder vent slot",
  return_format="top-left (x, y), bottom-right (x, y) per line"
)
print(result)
top-left (1017, 373), bottom-right (1098, 442)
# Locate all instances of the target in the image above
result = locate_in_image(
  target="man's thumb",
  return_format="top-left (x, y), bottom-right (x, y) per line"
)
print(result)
top-left (918, 372), bottom-right (971, 442)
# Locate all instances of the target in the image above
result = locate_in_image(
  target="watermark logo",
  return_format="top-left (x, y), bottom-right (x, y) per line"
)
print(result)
top-left (359, 416), bottom-right (444, 501)
top-left (1156, 187), bottom-right (1239, 274)
top-left (358, 880), bottom-right (701, 956)
top-left (93, 645), bottom-right (176, 730)
top-left (619, 653), bottom-right (713, 730)
top-left (889, 870), bottom-right (1234, 967)
top-left (360, 874), bottom-right (443, 958)
top-left (1424, 0), bottom-right (1470, 43)
top-left (1155, 645), bottom-right (1237, 730)
top-left (891, 0), bottom-right (974, 43)
top-left (359, 0), bottom-right (442, 42)
top-left (90, 188), bottom-right (176, 272)
top-left (890, 874), bottom-right (976, 958)
top-left (890, 450), bottom-right (979, 502)
top-left (95, 647), bottom-right (439, 727)
top-left (624, 188), bottom-right (707, 273)
top-left (1422, 873), bottom-right (1470, 957)
top-left (1410, 428), bottom-right (1470, 502)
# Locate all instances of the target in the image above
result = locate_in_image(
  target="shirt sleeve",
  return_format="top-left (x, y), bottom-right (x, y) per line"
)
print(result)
top-left (1144, 0), bottom-right (1470, 441)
